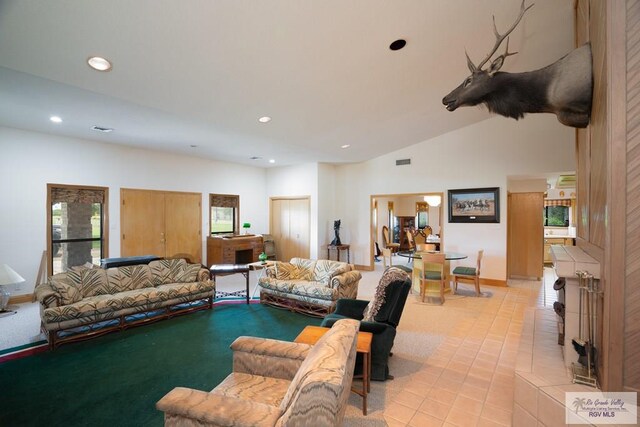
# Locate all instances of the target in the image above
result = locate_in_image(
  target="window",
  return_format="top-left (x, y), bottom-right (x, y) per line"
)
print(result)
top-left (48, 184), bottom-right (109, 274)
top-left (544, 206), bottom-right (570, 226)
top-left (416, 202), bottom-right (429, 229)
top-left (210, 194), bottom-right (239, 235)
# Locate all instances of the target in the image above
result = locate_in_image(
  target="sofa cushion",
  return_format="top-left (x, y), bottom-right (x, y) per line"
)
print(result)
top-left (149, 259), bottom-right (187, 285)
top-left (313, 260), bottom-right (350, 286)
top-left (175, 263), bottom-right (201, 283)
top-left (290, 258), bottom-right (317, 281)
top-left (106, 265), bottom-right (152, 293)
top-left (48, 274), bottom-right (82, 305)
top-left (74, 266), bottom-right (110, 298)
top-left (258, 277), bottom-right (295, 293)
top-left (155, 281), bottom-right (214, 300)
top-left (289, 281), bottom-right (337, 301)
top-left (211, 372), bottom-right (290, 407)
top-left (274, 262), bottom-right (302, 280)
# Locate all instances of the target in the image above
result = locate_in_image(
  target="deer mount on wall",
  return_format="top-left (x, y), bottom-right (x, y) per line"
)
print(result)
top-left (442, 1), bottom-right (593, 128)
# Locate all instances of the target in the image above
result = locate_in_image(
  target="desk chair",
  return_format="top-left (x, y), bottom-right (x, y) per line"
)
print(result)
top-left (382, 225), bottom-right (400, 254)
top-left (452, 249), bottom-right (484, 296)
top-left (419, 252), bottom-right (446, 305)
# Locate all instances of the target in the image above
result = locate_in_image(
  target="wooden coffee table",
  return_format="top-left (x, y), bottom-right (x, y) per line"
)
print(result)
top-left (294, 325), bottom-right (373, 415)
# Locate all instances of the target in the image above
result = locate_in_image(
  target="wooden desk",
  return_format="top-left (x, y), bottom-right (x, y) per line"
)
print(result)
top-left (294, 325), bottom-right (372, 415)
top-left (327, 244), bottom-right (350, 263)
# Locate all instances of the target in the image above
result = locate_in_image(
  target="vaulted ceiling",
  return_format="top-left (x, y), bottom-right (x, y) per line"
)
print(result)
top-left (0, 0), bottom-right (574, 167)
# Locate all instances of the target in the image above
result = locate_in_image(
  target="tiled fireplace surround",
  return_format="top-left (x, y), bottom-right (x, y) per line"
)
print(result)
top-left (513, 246), bottom-right (599, 427)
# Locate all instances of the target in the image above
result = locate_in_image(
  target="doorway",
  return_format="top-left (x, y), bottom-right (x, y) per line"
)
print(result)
top-left (370, 192), bottom-right (444, 266)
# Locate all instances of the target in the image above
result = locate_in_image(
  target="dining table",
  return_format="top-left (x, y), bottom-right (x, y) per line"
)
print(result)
top-left (397, 250), bottom-right (468, 295)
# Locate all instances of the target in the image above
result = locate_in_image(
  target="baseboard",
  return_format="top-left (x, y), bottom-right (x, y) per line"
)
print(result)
top-left (480, 278), bottom-right (507, 287)
top-left (9, 294), bottom-right (33, 304)
top-left (354, 264), bottom-right (374, 271)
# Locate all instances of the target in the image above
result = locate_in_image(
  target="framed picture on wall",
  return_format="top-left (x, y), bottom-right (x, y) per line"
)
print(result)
top-left (448, 187), bottom-right (500, 223)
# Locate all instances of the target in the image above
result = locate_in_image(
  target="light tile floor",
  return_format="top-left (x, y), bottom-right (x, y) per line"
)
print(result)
top-left (381, 267), bottom-right (558, 427)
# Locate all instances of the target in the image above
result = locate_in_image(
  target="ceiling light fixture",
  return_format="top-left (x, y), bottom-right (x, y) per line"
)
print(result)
top-left (249, 156), bottom-right (262, 160)
top-left (258, 116), bottom-right (272, 123)
top-left (269, 159), bottom-right (275, 164)
top-left (87, 56), bottom-right (112, 71)
top-left (389, 39), bottom-right (407, 51)
top-left (424, 195), bottom-right (441, 207)
top-left (341, 144), bottom-right (350, 149)
top-left (50, 116), bottom-right (62, 123)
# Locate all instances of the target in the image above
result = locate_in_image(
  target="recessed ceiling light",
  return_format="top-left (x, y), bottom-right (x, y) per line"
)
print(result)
top-left (341, 144), bottom-right (350, 149)
top-left (91, 125), bottom-right (113, 133)
top-left (269, 159), bottom-right (275, 164)
top-left (389, 39), bottom-right (407, 51)
top-left (258, 116), bottom-right (272, 123)
top-left (50, 116), bottom-right (62, 123)
top-left (87, 56), bottom-right (112, 71)
top-left (190, 144), bottom-right (198, 148)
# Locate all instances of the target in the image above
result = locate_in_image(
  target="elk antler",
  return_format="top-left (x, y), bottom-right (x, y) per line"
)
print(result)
top-left (471, 0), bottom-right (534, 71)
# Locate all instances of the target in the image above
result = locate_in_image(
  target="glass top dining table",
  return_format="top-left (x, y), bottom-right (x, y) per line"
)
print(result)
top-left (397, 250), bottom-right (468, 261)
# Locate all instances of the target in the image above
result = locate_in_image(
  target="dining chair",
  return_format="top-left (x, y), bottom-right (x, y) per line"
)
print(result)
top-left (405, 230), bottom-right (416, 251)
top-left (382, 247), bottom-right (393, 268)
top-left (415, 243), bottom-right (436, 252)
top-left (451, 249), bottom-right (484, 296)
top-left (382, 225), bottom-right (400, 254)
top-left (418, 252), bottom-right (446, 304)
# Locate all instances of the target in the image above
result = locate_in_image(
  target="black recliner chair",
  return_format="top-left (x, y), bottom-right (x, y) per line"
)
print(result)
top-left (320, 272), bottom-right (411, 381)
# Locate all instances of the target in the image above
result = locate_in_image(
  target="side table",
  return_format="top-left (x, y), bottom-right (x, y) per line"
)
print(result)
top-left (209, 264), bottom-right (250, 304)
top-left (247, 261), bottom-right (273, 299)
top-left (327, 244), bottom-right (350, 263)
top-left (294, 325), bottom-right (372, 415)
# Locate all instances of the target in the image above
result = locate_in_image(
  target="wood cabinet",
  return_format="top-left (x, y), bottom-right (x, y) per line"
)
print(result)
top-left (396, 216), bottom-right (415, 250)
top-left (207, 235), bottom-right (263, 266)
top-left (543, 238), bottom-right (574, 264)
top-left (121, 189), bottom-right (202, 263)
top-left (270, 197), bottom-right (310, 261)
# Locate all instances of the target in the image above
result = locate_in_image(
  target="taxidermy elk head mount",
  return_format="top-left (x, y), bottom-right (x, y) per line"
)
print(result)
top-left (442, 0), bottom-right (593, 128)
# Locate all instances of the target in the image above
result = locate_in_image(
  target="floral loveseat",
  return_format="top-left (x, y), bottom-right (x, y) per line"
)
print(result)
top-left (157, 318), bottom-right (359, 427)
top-left (35, 259), bottom-right (214, 349)
top-left (258, 258), bottom-right (361, 317)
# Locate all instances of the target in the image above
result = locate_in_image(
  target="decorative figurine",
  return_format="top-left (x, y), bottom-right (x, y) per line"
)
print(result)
top-left (331, 219), bottom-right (342, 246)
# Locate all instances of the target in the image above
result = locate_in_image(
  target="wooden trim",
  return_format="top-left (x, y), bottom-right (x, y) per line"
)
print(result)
top-left (603, 0), bottom-right (626, 392)
top-left (9, 294), bottom-right (34, 304)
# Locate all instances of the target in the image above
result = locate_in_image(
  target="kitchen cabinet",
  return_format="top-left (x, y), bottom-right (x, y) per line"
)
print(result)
top-left (543, 237), bottom-right (575, 263)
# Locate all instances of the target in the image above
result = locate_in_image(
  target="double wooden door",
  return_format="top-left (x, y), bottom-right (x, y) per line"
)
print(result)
top-left (270, 197), bottom-right (310, 261)
top-left (121, 189), bottom-right (202, 263)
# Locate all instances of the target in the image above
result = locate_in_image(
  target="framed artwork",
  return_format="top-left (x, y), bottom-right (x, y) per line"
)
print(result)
top-left (448, 187), bottom-right (500, 223)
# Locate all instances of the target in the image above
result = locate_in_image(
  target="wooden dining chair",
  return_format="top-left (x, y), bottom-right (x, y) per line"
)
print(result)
top-left (382, 225), bottom-right (400, 254)
top-left (452, 249), bottom-right (484, 296)
top-left (382, 247), bottom-right (393, 268)
top-left (418, 252), bottom-right (446, 305)
top-left (405, 230), bottom-right (416, 251)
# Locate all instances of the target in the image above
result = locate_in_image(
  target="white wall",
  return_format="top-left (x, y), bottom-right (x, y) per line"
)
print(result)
top-left (0, 126), bottom-right (267, 294)
top-left (333, 114), bottom-right (575, 280)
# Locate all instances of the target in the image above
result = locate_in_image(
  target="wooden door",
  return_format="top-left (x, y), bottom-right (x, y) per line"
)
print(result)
top-left (289, 198), bottom-right (310, 259)
top-left (507, 192), bottom-right (544, 279)
top-left (270, 197), bottom-right (310, 261)
top-left (121, 189), bottom-right (165, 257)
top-left (165, 192), bottom-right (202, 263)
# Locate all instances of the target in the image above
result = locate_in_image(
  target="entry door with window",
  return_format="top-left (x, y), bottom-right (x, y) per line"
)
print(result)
top-left (48, 184), bottom-right (109, 275)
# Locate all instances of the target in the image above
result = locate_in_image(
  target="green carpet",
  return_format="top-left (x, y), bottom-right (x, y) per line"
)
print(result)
top-left (0, 304), bottom-right (321, 427)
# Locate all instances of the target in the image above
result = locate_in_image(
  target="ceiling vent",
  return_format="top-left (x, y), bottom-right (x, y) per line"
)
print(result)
top-left (396, 158), bottom-right (411, 166)
top-left (91, 125), bottom-right (114, 133)
top-left (556, 174), bottom-right (576, 188)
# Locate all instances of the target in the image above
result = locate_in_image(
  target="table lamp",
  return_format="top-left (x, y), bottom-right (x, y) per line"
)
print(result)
top-left (0, 264), bottom-right (25, 313)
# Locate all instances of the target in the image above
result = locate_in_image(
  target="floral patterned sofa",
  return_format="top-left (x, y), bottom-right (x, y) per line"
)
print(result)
top-left (156, 318), bottom-right (359, 427)
top-left (258, 258), bottom-right (362, 317)
top-left (35, 259), bottom-right (214, 349)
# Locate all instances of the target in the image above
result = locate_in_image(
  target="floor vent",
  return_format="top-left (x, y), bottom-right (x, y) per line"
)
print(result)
top-left (396, 158), bottom-right (411, 166)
